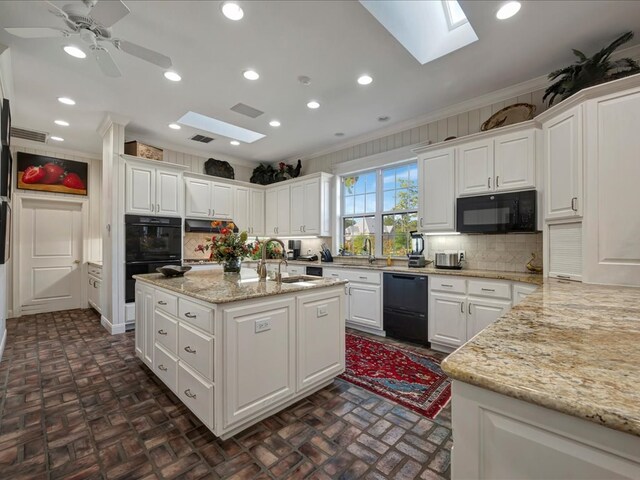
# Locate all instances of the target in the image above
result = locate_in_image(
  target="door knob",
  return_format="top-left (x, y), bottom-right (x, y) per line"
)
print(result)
top-left (74, 260), bottom-right (81, 264)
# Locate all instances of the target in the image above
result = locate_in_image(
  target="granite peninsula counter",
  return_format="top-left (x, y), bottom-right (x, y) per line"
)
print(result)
top-left (442, 279), bottom-right (640, 479)
top-left (133, 270), bottom-right (347, 439)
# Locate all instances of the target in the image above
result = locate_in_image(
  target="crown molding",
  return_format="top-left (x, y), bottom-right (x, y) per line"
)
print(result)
top-left (97, 113), bottom-right (130, 138)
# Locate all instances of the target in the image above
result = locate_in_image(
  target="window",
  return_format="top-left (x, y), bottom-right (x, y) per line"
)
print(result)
top-left (341, 162), bottom-right (418, 257)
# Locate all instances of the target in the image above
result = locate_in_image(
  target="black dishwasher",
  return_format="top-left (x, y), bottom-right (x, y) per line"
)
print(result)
top-left (383, 273), bottom-right (428, 345)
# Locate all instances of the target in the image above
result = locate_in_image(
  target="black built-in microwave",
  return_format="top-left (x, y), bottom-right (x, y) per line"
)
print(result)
top-left (456, 190), bottom-right (537, 234)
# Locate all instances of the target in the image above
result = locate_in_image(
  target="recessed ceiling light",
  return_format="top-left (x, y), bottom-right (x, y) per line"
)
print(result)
top-left (335, 132), bottom-right (345, 137)
top-left (50, 136), bottom-right (64, 142)
top-left (307, 101), bottom-right (320, 109)
top-left (357, 75), bottom-right (373, 85)
top-left (243, 70), bottom-right (259, 81)
top-left (54, 120), bottom-right (69, 127)
top-left (269, 120), bottom-right (281, 127)
top-left (221, 2), bottom-right (244, 21)
top-left (164, 71), bottom-right (182, 82)
top-left (168, 123), bottom-right (181, 130)
top-left (496, 1), bottom-right (521, 20)
top-left (58, 97), bottom-right (75, 105)
top-left (230, 140), bottom-right (240, 146)
top-left (63, 45), bottom-right (86, 59)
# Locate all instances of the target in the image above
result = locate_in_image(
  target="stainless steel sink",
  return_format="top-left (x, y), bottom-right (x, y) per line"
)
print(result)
top-left (278, 275), bottom-right (322, 284)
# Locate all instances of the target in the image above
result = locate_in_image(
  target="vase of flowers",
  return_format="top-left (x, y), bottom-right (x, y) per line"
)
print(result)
top-left (195, 221), bottom-right (250, 273)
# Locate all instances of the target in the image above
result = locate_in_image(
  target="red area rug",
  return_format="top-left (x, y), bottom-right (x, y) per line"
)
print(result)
top-left (340, 333), bottom-right (451, 419)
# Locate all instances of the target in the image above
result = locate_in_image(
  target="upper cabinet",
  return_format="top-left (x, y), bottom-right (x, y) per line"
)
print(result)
top-left (418, 148), bottom-right (456, 233)
top-left (234, 186), bottom-right (264, 236)
top-left (542, 105), bottom-right (583, 221)
top-left (185, 176), bottom-right (233, 219)
top-left (289, 174), bottom-right (332, 236)
top-left (249, 189), bottom-right (265, 237)
top-left (265, 184), bottom-right (291, 236)
top-left (125, 158), bottom-right (184, 217)
top-left (457, 127), bottom-right (537, 197)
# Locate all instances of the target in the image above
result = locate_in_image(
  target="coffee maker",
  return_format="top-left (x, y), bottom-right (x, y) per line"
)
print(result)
top-left (287, 240), bottom-right (301, 260)
top-left (408, 231), bottom-right (426, 268)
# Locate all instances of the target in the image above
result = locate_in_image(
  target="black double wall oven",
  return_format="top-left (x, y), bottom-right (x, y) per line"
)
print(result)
top-left (125, 215), bottom-right (182, 303)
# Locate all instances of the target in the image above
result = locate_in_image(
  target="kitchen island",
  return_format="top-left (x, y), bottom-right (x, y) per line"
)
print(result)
top-left (133, 269), bottom-right (347, 439)
top-left (441, 279), bottom-right (640, 479)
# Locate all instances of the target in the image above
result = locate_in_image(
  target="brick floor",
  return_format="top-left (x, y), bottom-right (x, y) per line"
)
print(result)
top-left (0, 309), bottom-right (452, 479)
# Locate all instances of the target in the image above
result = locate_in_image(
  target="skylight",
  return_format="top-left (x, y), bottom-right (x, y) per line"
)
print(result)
top-left (177, 111), bottom-right (266, 144)
top-left (360, 0), bottom-right (478, 65)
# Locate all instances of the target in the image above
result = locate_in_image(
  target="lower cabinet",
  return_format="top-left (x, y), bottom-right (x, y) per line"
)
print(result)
top-left (134, 283), bottom-right (155, 367)
top-left (430, 293), bottom-right (467, 347)
top-left (178, 362), bottom-right (214, 428)
top-left (467, 298), bottom-right (512, 340)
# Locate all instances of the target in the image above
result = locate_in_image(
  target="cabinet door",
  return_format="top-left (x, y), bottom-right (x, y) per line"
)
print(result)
top-left (275, 185), bottom-right (290, 235)
top-left (467, 298), bottom-right (511, 340)
top-left (250, 189), bottom-right (265, 236)
top-left (265, 189), bottom-right (278, 236)
top-left (302, 180), bottom-right (321, 234)
top-left (290, 183), bottom-right (305, 234)
top-left (457, 140), bottom-right (494, 196)
top-left (296, 291), bottom-right (344, 391)
top-left (211, 183), bottom-right (233, 219)
top-left (233, 186), bottom-right (250, 233)
top-left (544, 105), bottom-right (582, 220)
top-left (126, 163), bottom-right (155, 214)
top-left (429, 293), bottom-right (466, 347)
top-left (143, 286), bottom-right (155, 367)
top-left (418, 148), bottom-right (455, 232)
top-left (513, 283), bottom-right (538, 306)
top-left (223, 298), bottom-right (295, 428)
top-left (156, 169), bottom-right (182, 217)
top-left (494, 130), bottom-right (536, 192)
top-left (88, 275), bottom-right (97, 309)
top-left (348, 283), bottom-right (381, 329)
top-left (93, 278), bottom-right (102, 314)
top-left (185, 178), bottom-right (212, 218)
top-left (135, 285), bottom-right (145, 360)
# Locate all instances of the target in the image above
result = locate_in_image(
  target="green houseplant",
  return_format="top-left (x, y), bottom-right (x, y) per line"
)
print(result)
top-left (543, 31), bottom-right (640, 106)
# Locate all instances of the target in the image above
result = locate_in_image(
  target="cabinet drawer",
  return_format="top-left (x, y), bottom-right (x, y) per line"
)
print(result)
top-left (287, 265), bottom-right (306, 275)
top-left (153, 344), bottom-right (178, 392)
top-left (178, 298), bottom-right (214, 333)
top-left (178, 363), bottom-right (214, 428)
top-left (88, 267), bottom-right (102, 279)
top-left (155, 290), bottom-right (178, 317)
top-left (342, 270), bottom-right (381, 285)
top-left (178, 323), bottom-right (214, 380)
top-left (154, 310), bottom-right (178, 354)
top-left (468, 280), bottom-right (511, 300)
top-left (323, 269), bottom-right (343, 280)
top-left (430, 276), bottom-right (467, 294)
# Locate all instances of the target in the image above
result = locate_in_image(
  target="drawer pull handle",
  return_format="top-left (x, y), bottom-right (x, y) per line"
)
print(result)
top-left (359, 276), bottom-right (367, 279)
top-left (185, 312), bottom-right (197, 319)
top-left (442, 284), bottom-right (453, 287)
top-left (184, 346), bottom-right (197, 354)
top-left (461, 302), bottom-right (464, 313)
top-left (158, 300), bottom-right (167, 305)
top-left (481, 288), bottom-right (495, 292)
top-left (184, 389), bottom-right (197, 399)
top-left (158, 364), bottom-right (168, 371)
top-left (158, 329), bottom-right (168, 336)
top-left (469, 303), bottom-right (472, 315)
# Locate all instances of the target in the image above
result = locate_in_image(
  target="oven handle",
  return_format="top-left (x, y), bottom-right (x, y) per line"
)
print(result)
top-left (126, 260), bottom-right (181, 265)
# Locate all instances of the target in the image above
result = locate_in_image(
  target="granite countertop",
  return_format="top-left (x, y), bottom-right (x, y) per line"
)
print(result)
top-left (442, 279), bottom-right (640, 437)
top-left (134, 270), bottom-right (347, 304)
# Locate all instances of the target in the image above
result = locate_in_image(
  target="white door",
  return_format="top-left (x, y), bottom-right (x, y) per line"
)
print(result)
top-left (494, 130), bottom-right (536, 192)
top-left (418, 148), bottom-right (456, 232)
top-left (275, 185), bottom-right (290, 235)
top-left (290, 183), bottom-right (305, 234)
top-left (348, 283), bottom-right (381, 329)
top-left (19, 199), bottom-right (83, 314)
top-left (156, 169), bottom-right (182, 217)
top-left (211, 183), bottom-right (233, 219)
top-left (429, 292), bottom-right (466, 347)
top-left (302, 180), bottom-right (321, 234)
top-left (185, 178), bottom-right (212, 218)
top-left (544, 105), bottom-right (583, 220)
top-left (265, 188), bottom-right (278, 236)
top-left (126, 163), bottom-right (155, 214)
top-left (250, 189), bottom-right (265, 236)
top-left (457, 140), bottom-right (494, 196)
top-left (233, 186), bottom-right (250, 232)
top-left (467, 298), bottom-right (511, 340)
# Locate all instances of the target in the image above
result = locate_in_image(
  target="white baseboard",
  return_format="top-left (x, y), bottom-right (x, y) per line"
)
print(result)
top-left (101, 315), bottom-right (127, 335)
top-left (0, 327), bottom-right (6, 363)
top-left (346, 322), bottom-right (386, 337)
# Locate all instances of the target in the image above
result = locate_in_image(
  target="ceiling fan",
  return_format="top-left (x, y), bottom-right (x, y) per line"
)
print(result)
top-left (4, 0), bottom-right (173, 77)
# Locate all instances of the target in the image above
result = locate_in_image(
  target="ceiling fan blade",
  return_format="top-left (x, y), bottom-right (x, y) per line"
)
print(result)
top-left (90, 0), bottom-right (130, 28)
top-left (93, 46), bottom-right (122, 77)
top-left (4, 27), bottom-right (69, 38)
top-left (44, 0), bottom-right (69, 20)
top-left (114, 39), bottom-right (172, 69)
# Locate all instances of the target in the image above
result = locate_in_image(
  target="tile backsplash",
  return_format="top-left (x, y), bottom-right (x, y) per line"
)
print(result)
top-left (427, 233), bottom-right (543, 273)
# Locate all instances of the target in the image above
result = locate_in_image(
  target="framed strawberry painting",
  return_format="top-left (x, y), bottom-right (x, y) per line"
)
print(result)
top-left (16, 152), bottom-right (88, 196)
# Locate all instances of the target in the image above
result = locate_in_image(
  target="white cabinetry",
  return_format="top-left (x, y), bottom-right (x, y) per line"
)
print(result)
top-left (543, 105), bottom-right (583, 220)
top-left (234, 186), bottom-right (264, 234)
top-left (417, 148), bottom-right (456, 232)
top-left (185, 176), bottom-right (233, 219)
top-left (265, 184), bottom-right (291, 236)
top-left (249, 189), bottom-right (265, 236)
top-left (467, 298), bottom-right (512, 340)
top-left (430, 292), bottom-right (466, 347)
top-left (287, 173), bottom-right (332, 236)
top-left (134, 282), bottom-right (155, 367)
top-left (125, 158), bottom-right (184, 216)
top-left (457, 139), bottom-right (494, 196)
top-left (87, 264), bottom-right (102, 314)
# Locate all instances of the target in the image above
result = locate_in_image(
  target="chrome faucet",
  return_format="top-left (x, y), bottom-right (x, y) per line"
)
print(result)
top-left (364, 237), bottom-right (376, 264)
top-left (257, 238), bottom-right (286, 281)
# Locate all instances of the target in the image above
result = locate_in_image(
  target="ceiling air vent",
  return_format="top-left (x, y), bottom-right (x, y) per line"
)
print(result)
top-left (11, 126), bottom-right (47, 143)
top-left (190, 134), bottom-right (214, 144)
top-left (230, 103), bottom-right (264, 118)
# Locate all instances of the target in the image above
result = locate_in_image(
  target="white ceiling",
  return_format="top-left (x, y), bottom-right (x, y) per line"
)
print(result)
top-left (1, 0), bottom-right (640, 163)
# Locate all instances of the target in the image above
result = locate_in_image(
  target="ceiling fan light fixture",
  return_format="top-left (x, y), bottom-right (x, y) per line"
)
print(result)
top-left (222, 2), bottom-right (244, 21)
top-left (58, 97), bottom-right (76, 105)
top-left (164, 71), bottom-right (182, 82)
top-left (54, 120), bottom-right (69, 127)
top-left (63, 45), bottom-right (87, 59)
top-left (496, 1), bottom-right (521, 20)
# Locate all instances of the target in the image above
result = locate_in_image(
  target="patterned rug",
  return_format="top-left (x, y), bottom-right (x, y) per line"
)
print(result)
top-left (340, 333), bottom-right (451, 419)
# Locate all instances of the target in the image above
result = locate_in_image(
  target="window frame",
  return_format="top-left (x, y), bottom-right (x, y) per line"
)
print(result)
top-left (340, 160), bottom-right (418, 258)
